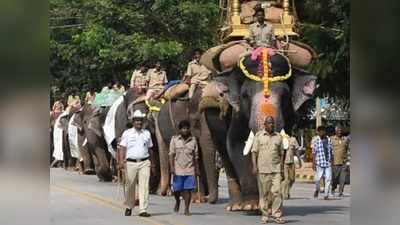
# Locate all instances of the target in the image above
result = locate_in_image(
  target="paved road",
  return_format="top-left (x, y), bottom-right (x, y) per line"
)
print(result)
top-left (50, 168), bottom-right (350, 225)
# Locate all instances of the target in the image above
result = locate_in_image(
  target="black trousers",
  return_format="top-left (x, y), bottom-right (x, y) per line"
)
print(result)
top-left (332, 165), bottom-right (348, 193)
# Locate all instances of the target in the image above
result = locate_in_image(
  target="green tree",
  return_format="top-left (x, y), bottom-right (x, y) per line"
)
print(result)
top-left (50, 0), bottom-right (219, 104)
top-left (296, 0), bottom-right (350, 97)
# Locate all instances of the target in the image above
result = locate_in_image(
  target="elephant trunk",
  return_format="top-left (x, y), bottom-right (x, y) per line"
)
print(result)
top-left (199, 114), bottom-right (218, 204)
top-left (155, 120), bottom-right (170, 196)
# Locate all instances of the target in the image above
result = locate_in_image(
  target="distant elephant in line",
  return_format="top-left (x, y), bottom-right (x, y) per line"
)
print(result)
top-left (73, 105), bottom-right (113, 181)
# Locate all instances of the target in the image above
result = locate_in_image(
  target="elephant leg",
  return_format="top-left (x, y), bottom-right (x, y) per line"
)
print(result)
top-left (94, 146), bottom-right (112, 182)
top-left (149, 145), bottom-right (160, 194)
top-left (192, 173), bottom-right (207, 203)
top-left (81, 145), bottom-right (95, 174)
top-left (199, 113), bottom-right (218, 204)
top-left (205, 109), bottom-right (243, 210)
top-left (62, 134), bottom-right (72, 170)
top-left (155, 119), bottom-right (170, 196)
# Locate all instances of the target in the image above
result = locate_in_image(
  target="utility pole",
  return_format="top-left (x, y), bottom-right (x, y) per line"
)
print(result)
top-left (316, 97), bottom-right (322, 127)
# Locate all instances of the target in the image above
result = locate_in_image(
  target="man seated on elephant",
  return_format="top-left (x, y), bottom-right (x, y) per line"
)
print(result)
top-left (169, 120), bottom-right (200, 216)
top-left (130, 64), bottom-right (149, 94)
top-left (146, 61), bottom-right (168, 100)
top-left (247, 6), bottom-right (281, 49)
top-left (182, 49), bottom-right (211, 99)
top-left (118, 110), bottom-right (152, 217)
top-left (251, 116), bottom-right (286, 224)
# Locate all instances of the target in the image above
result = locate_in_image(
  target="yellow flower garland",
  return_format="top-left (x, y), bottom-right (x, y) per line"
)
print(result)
top-left (262, 49), bottom-right (270, 97)
top-left (238, 53), bottom-right (292, 83)
top-left (145, 100), bottom-right (161, 112)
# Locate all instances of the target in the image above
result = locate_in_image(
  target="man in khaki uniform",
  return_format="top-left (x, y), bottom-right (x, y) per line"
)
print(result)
top-left (130, 64), bottom-right (149, 94)
top-left (169, 120), bottom-right (200, 216)
top-left (331, 126), bottom-right (349, 197)
top-left (282, 135), bottom-right (302, 200)
top-left (183, 49), bottom-right (211, 99)
top-left (248, 7), bottom-right (280, 49)
top-left (146, 61), bottom-right (168, 99)
top-left (251, 116), bottom-right (285, 224)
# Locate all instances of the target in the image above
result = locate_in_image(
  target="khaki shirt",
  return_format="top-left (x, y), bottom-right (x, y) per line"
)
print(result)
top-left (248, 22), bottom-right (276, 48)
top-left (251, 131), bottom-right (283, 173)
top-left (185, 60), bottom-right (211, 87)
top-left (169, 135), bottom-right (199, 176)
top-left (130, 70), bottom-right (149, 88)
top-left (331, 135), bottom-right (349, 165)
top-left (285, 137), bottom-right (299, 164)
top-left (147, 68), bottom-right (168, 90)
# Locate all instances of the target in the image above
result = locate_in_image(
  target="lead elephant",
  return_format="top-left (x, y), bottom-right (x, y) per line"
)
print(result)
top-left (201, 53), bottom-right (317, 210)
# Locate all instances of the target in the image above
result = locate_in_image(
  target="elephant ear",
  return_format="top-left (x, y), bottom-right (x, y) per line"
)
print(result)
top-left (215, 70), bottom-right (241, 111)
top-left (290, 69), bottom-right (317, 111)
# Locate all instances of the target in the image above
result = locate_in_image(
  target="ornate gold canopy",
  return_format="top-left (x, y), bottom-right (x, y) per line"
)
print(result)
top-left (219, 0), bottom-right (298, 43)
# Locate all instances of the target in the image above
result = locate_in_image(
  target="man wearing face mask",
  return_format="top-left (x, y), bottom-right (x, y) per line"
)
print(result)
top-left (182, 49), bottom-right (211, 99)
top-left (118, 110), bottom-right (153, 217)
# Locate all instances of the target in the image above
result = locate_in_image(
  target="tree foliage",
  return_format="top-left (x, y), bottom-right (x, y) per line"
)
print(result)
top-left (50, 0), bottom-right (349, 104)
top-left (50, 0), bottom-right (219, 103)
top-left (296, 0), bottom-right (350, 97)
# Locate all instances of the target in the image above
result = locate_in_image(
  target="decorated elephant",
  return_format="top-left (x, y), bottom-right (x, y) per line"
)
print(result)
top-left (154, 78), bottom-right (238, 204)
top-left (200, 51), bottom-right (317, 210)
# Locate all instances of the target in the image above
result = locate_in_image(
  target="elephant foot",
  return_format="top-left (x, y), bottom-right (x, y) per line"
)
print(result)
top-left (112, 176), bottom-right (118, 183)
top-left (241, 199), bottom-right (259, 211)
top-left (83, 169), bottom-right (96, 175)
top-left (207, 191), bottom-right (218, 204)
top-left (225, 202), bottom-right (242, 211)
top-left (192, 193), bottom-right (207, 203)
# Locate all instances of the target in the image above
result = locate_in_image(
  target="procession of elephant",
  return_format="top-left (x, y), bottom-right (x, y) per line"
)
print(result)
top-left (50, 41), bottom-right (317, 212)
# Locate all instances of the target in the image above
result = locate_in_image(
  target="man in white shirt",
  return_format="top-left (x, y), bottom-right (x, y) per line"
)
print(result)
top-left (118, 110), bottom-right (153, 217)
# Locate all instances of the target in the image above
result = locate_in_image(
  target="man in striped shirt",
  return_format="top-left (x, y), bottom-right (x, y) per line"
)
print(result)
top-left (312, 126), bottom-right (333, 200)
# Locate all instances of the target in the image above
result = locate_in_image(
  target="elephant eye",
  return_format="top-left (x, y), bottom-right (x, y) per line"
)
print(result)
top-left (219, 93), bottom-right (224, 97)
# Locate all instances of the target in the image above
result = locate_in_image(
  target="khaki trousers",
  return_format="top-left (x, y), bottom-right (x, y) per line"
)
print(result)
top-left (258, 173), bottom-right (283, 218)
top-left (282, 163), bottom-right (295, 199)
top-left (125, 160), bottom-right (151, 213)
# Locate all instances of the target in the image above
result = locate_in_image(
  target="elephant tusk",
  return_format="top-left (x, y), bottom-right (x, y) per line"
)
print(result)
top-left (243, 131), bottom-right (255, 156)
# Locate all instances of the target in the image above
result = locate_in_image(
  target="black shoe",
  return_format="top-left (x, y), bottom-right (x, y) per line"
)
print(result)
top-left (139, 212), bottom-right (151, 217)
top-left (338, 193), bottom-right (344, 197)
top-left (314, 190), bottom-right (319, 198)
top-left (324, 196), bottom-right (329, 200)
top-left (125, 208), bottom-right (132, 216)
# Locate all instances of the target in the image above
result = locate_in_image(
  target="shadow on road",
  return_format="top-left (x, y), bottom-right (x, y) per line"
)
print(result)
top-left (284, 205), bottom-right (349, 216)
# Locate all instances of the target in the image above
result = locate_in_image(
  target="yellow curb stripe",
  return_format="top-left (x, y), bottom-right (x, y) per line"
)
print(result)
top-left (51, 184), bottom-right (184, 225)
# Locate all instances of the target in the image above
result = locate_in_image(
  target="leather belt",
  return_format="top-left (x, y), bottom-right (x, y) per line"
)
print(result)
top-left (126, 157), bottom-right (149, 163)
